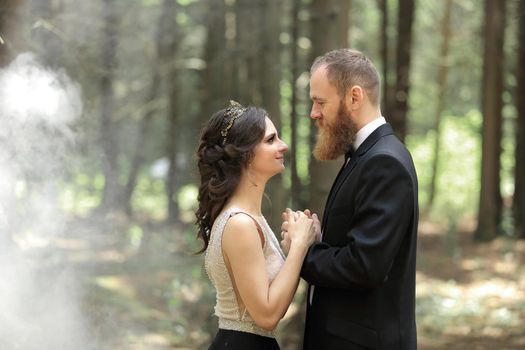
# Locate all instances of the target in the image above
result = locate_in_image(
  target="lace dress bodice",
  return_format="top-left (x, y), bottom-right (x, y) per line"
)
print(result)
top-left (204, 208), bottom-right (285, 337)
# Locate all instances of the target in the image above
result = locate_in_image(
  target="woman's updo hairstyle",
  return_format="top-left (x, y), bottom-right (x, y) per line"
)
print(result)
top-left (195, 101), bottom-right (267, 253)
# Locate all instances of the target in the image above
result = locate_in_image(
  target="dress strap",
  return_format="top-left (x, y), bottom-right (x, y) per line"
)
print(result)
top-left (228, 211), bottom-right (265, 248)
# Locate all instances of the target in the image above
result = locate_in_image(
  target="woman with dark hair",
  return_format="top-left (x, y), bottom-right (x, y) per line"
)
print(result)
top-left (196, 101), bottom-right (318, 349)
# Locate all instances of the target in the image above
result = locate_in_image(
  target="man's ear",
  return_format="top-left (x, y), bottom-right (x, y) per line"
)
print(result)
top-left (346, 85), bottom-right (364, 110)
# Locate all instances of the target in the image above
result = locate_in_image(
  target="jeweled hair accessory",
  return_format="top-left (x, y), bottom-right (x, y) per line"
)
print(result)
top-left (221, 100), bottom-right (247, 145)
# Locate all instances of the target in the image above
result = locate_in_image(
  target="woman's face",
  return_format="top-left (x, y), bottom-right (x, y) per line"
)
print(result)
top-left (249, 117), bottom-right (288, 179)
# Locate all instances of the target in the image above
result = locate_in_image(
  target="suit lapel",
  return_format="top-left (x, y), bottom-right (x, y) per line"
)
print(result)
top-left (321, 123), bottom-right (395, 232)
top-left (320, 157), bottom-right (348, 230)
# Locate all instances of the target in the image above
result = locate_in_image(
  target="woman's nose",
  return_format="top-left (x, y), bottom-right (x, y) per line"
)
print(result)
top-left (280, 141), bottom-right (289, 153)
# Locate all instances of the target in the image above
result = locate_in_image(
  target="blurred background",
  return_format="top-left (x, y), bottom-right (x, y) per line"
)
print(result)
top-left (0, 0), bottom-right (523, 349)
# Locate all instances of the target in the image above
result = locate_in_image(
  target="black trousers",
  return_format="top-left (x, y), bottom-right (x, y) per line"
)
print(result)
top-left (208, 329), bottom-right (280, 350)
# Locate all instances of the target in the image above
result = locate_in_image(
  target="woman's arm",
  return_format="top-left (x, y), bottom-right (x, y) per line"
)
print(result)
top-left (222, 212), bottom-right (313, 331)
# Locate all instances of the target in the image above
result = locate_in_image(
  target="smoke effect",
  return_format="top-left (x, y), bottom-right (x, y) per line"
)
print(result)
top-left (0, 53), bottom-right (94, 349)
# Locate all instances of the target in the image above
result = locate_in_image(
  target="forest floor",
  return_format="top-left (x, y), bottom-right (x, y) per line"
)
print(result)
top-left (415, 218), bottom-right (525, 350)
top-left (38, 214), bottom-right (525, 350)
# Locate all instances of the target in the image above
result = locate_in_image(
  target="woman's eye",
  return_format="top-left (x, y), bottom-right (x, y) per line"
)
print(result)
top-left (267, 136), bottom-right (275, 143)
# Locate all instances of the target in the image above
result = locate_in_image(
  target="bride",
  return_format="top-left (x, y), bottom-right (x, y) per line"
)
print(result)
top-left (195, 101), bottom-right (319, 349)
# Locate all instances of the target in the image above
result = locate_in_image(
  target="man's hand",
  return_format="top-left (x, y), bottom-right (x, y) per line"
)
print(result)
top-left (304, 209), bottom-right (321, 242)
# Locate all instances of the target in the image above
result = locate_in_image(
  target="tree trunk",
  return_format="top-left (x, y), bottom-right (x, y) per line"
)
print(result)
top-left (233, 0), bottom-right (260, 103)
top-left (30, 0), bottom-right (64, 68)
top-left (165, 3), bottom-right (181, 223)
top-left (308, 0), bottom-right (346, 217)
top-left (228, 1), bottom-right (241, 100)
top-left (338, 0), bottom-right (351, 48)
top-left (290, 0), bottom-right (302, 209)
top-left (0, 0), bottom-right (24, 250)
top-left (123, 0), bottom-right (175, 215)
top-left (259, 0), bottom-right (284, 229)
top-left (475, 0), bottom-right (506, 241)
top-left (391, 0), bottom-right (415, 142)
top-left (514, 0), bottom-right (525, 239)
top-left (98, 0), bottom-right (121, 212)
top-left (200, 0), bottom-right (227, 122)
top-left (0, 0), bottom-right (24, 67)
top-left (426, 0), bottom-right (453, 213)
top-left (377, 0), bottom-right (393, 116)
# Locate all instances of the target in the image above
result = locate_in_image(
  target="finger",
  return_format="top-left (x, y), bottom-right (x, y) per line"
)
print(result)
top-left (304, 209), bottom-right (311, 217)
top-left (281, 239), bottom-right (290, 251)
top-left (281, 221), bottom-right (289, 231)
top-left (282, 208), bottom-right (291, 221)
top-left (297, 211), bottom-right (308, 219)
top-left (287, 208), bottom-right (296, 223)
top-left (311, 214), bottom-right (319, 225)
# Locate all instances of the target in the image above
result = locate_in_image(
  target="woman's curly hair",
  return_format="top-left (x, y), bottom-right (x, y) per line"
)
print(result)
top-left (195, 105), bottom-right (267, 253)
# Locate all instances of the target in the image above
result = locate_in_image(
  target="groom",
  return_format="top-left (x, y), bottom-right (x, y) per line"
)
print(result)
top-left (282, 49), bottom-right (419, 349)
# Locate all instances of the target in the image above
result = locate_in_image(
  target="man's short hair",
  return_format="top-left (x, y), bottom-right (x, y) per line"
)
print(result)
top-left (311, 48), bottom-right (381, 106)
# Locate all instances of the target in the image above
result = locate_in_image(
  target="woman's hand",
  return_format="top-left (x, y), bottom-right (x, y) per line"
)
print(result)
top-left (281, 208), bottom-right (321, 252)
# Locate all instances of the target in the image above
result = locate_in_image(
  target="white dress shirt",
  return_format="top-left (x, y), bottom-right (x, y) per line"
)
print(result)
top-left (353, 116), bottom-right (386, 151)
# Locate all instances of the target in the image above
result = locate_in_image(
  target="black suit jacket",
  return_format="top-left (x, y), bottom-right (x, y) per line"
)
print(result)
top-left (301, 123), bottom-right (418, 350)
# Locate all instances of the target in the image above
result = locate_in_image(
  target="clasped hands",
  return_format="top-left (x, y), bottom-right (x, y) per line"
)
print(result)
top-left (280, 208), bottom-right (321, 252)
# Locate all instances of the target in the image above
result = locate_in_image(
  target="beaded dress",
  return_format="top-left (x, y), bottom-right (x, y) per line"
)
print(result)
top-left (205, 207), bottom-right (285, 338)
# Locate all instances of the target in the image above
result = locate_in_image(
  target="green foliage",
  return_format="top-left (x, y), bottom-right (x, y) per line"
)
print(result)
top-left (176, 12), bottom-right (190, 26)
top-left (177, 0), bottom-right (199, 6)
top-left (128, 224), bottom-right (144, 249)
top-left (142, 0), bottom-right (161, 6)
top-left (177, 184), bottom-right (198, 212)
top-left (410, 0), bottom-right (483, 131)
top-left (131, 176), bottom-right (168, 219)
top-left (408, 110), bottom-right (482, 220)
top-left (59, 174), bottom-right (102, 215)
top-left (502, 90), bottom-right (518, 199)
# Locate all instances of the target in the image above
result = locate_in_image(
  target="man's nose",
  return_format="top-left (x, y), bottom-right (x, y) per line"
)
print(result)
top-left (310, 108), bottom-right (321, 120)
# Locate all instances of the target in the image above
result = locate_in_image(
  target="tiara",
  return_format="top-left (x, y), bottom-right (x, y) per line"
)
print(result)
top-left (221, 100), bottom-right (247, 145)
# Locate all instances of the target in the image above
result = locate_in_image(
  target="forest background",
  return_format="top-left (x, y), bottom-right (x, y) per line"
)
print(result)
top-left (0, 0), bottom-right (524, 349)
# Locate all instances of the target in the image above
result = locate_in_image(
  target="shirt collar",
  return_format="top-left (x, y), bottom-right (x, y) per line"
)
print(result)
top-left (353, 116), bottom-right (386, 151)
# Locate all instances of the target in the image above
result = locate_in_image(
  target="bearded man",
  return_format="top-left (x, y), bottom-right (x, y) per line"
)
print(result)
top-left (282, 49), bottom-right (419, 350)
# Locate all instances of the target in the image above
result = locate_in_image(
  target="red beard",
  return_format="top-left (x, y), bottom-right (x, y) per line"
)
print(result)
top-left (313, 101), bottom-right (358, 160)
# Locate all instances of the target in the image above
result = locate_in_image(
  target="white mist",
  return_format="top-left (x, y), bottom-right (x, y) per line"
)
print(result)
top-left (0, 53), bottom-right (94, 350)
